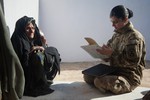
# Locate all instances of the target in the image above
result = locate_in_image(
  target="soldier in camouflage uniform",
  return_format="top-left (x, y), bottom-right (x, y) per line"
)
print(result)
top-left (84, 5), bottom-right (146, 94)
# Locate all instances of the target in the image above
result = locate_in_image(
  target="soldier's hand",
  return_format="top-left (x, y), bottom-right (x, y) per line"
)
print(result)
top-left (96, 44), bottom-right (112, 56)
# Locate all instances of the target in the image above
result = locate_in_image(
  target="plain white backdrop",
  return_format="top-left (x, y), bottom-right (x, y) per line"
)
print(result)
top-left (4, 0), bottom-right (39, 35)
top-left (4, 0), bottom-right (150, 62)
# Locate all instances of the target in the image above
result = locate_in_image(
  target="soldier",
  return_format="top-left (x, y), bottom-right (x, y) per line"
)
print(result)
top-left (84, 5), bottom-right (146, 94)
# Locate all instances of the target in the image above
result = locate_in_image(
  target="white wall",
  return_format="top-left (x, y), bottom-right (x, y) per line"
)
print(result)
top-left (4, 0), bottom-right (150, 62)
top-left (4, 0), bottom-right (39, 36)
top-left (39, 0), bottom-right (150, 62)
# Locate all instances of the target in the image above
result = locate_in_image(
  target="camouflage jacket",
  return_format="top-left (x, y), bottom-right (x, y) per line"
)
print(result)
top-left (107, 22), bottom-right (146, 87)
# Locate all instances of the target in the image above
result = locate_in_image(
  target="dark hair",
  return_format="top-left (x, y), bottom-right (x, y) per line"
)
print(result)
top-left (110, 5), bottom-right (133, 20)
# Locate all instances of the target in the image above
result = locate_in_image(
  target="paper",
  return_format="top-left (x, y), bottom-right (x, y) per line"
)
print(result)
top-left (81, 37), bottom-right (109, 59)
top-left (84, 37), bottom-right (98, 45)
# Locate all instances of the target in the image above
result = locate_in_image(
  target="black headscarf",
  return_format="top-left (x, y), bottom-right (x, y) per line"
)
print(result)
top-left (11, 16), bottom-right (44, 69)
top-left (12, 16), bottom-right (43, 46)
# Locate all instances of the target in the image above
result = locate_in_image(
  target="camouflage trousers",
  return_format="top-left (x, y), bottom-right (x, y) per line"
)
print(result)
top-left (83, 74), bottom-right (133, 94)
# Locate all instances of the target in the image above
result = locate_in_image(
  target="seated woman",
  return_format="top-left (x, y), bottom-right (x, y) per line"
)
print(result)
top-left (83, 5), bottom-right (146, 94)
top-left (11, 16), bottom-right (61, 97)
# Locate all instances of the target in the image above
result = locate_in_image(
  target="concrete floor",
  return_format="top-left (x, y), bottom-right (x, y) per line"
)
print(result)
top-left (22, 81), bottom-right (150, 100)
top-left (22, 60), bottom-right (150, 100)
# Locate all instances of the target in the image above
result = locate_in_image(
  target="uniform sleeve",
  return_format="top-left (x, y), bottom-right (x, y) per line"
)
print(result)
top-left (124, 38), bottom-right (143, 63)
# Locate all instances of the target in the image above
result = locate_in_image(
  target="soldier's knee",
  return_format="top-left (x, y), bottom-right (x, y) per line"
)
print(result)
top-left (110, 79), bottom-right (131, 94)
top-left (94, 77), bottom-right (102, 87)
top-left (94, 76), bottom-right (131, 94)
top-left (111, 87), bottom-right (131, 94)
top-left (94, 78), bottom-right (106, 93)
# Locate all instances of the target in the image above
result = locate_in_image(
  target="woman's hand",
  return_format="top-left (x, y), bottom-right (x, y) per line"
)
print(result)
top-left (30, 46), bottom-right (45, 53)
top-left (96, 44), bottom-right (112, 62)
top-left (41, 35), bottom-right (47, 45)
top-left (96, 44), bottom-right (112, 55)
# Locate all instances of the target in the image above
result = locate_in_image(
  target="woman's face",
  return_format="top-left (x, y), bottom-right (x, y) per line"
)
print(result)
top-left (25, 23), bottom-right (35, 39)
top-left (110, 16), bottom-right (127, 30)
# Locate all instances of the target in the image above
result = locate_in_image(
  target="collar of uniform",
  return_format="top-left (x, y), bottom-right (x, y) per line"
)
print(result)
top-left (114, 21), bottom-right (134, 34)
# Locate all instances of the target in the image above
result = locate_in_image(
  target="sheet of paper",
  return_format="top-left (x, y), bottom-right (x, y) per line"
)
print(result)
top-left (81, 44), bottom-right (109, 59)
top-left (84, 37), bottom-right (98, 45)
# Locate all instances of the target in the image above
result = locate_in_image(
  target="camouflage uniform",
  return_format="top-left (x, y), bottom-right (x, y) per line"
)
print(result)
top-left (84, 22), bottom-right (146, 94)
